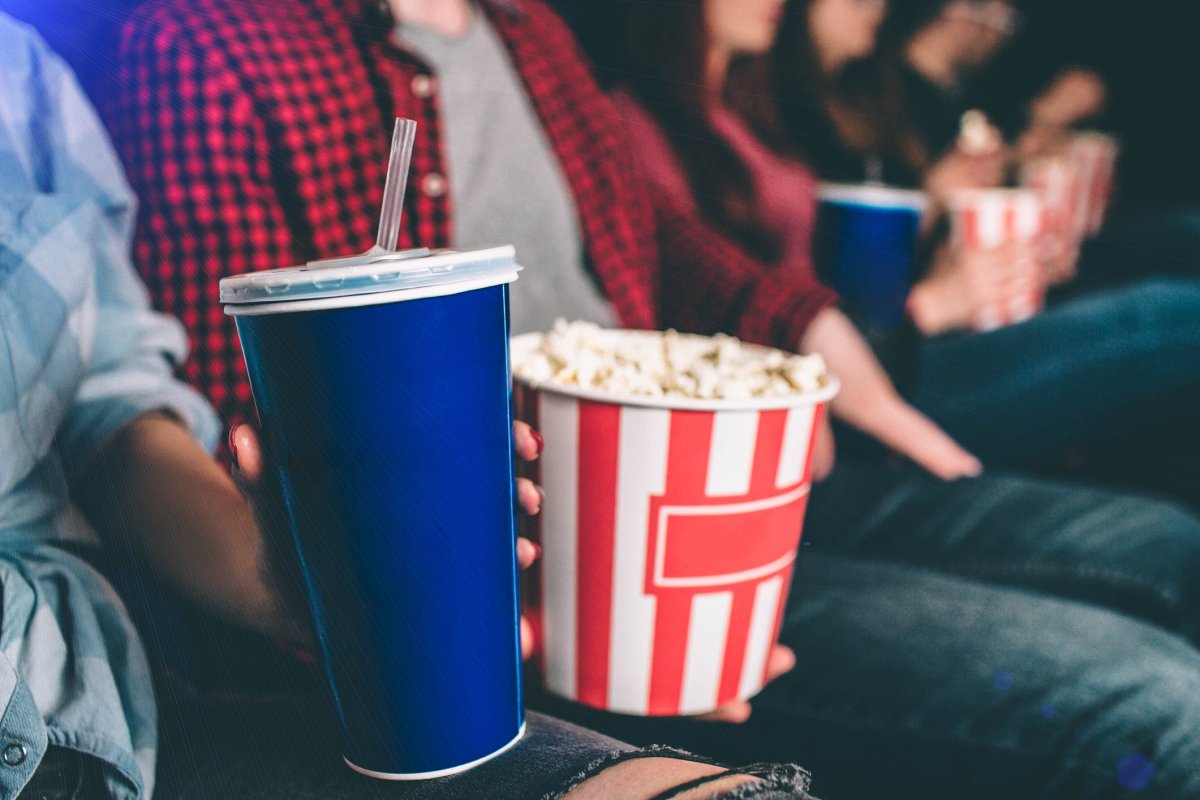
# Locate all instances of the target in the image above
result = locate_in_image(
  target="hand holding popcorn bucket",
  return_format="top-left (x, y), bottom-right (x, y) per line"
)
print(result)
top-left (513, 325), bottom-right (838, 716)
top-left (948, 188), bottom-right (1048, 332)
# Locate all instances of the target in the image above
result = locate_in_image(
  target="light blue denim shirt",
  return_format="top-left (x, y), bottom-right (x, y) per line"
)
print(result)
top-left (0, 14), bottom-right (220, 798)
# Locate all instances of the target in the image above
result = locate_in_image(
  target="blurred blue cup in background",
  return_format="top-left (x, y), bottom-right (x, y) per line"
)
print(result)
top-left (815, 184), bottom-right (927, 334)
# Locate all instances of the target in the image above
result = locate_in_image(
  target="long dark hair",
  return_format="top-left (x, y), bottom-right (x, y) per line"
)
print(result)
top-left (740, 0), bottom-right (930, 182)
top-left (602, 0), bottom-right (782, 260)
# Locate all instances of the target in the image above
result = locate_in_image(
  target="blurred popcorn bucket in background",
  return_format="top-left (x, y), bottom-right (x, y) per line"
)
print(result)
top-left (949, 188), bottom-right (1047, 332)
top-left (1068, 131), bottom-right (1120, 238)
top-left (1020, 156), bottom-right (1084, 284)
top-left (512, 332), bottom-right (838, 716)
top-left (1020, 156), bottom-right (1080, 241)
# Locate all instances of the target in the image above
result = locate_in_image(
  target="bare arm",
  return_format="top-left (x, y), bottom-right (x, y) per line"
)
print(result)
top-left (801, 307), bottom-right (982, 480)
top-left (73, 413), bottom-right (305, 642)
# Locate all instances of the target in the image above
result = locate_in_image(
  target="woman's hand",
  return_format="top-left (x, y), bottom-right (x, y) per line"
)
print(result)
top-left (801, 308), bottom-right (982, 480)
top-left (513, 420), bottom-right (546, 660)
top-left (1028, 68), bottom-right (1108, 131)
top-left (697, 645), bottom-right (796, 723)
top-left (924, 145), bottom-right (1008, 209)
top-left (908, 242), bottom-right (1041, 335)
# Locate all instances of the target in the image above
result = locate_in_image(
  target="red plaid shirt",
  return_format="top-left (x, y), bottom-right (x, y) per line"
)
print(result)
top-left (105, 0), bottom-right (836, 428)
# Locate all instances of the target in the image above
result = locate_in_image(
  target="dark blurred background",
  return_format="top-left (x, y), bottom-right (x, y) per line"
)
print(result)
top-left (4, 0), bottom-right (1199, 213)
top-left (552, 0), bottom-right (1200, 214)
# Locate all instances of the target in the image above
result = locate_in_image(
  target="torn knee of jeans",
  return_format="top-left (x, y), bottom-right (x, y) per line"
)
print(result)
top-left (718, 764), bottom-right (817, 800)
top-left (541, 744), bottom-right (718, 800)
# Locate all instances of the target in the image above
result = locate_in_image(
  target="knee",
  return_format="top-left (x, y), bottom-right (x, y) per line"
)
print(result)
top-left (1066, 493), bottom-right (1200, 632)
top-left (1078, 652), bottom-right (1200, 796)
top-left (1117, 278), bottom-right (1200, 329)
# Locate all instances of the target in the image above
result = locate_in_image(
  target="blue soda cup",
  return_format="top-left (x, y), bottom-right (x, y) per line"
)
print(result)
top-left (221, 246), bottom-right (524, 779)
top-left (815, 184), bottom-right (927, 333)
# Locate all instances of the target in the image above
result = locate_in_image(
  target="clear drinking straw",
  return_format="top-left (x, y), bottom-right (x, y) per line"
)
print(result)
top-left (305, 117), bottom-right (421, 268)
top-left (374, 118), bottom-right (418, 253)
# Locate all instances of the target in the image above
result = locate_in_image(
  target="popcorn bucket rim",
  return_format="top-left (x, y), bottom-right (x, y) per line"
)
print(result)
top-left (511, 331), bottom-right (840, 413)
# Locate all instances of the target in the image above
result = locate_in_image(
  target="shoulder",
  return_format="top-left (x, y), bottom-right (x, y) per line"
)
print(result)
top-left (499, 0), bottom-right (582, 44)
top-left (0, 14), bottom-right (131, 203)
top-left (0, 13), bottom-right (66, 95)
top-left (118, 0), bottom-right (324, 71)
top-left (488, 0), bottom-right (599, 81)
top-left (607, 90), bottom-right (695, 205)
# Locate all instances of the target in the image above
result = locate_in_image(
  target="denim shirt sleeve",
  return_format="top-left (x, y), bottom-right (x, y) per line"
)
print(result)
top-left (0, 12), bottom-right (220, 481)
top-left (0, 664), bottom-right (48, 797)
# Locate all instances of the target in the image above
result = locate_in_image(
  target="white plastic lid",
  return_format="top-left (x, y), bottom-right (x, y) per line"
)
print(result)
top-left (819, 183), bottom-right (927, 213)
top-left (220, 245), bottom-right (518, 306)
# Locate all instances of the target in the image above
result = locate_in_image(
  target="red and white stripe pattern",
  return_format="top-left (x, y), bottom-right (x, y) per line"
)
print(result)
top-left (1021, 156), bottom-right (1083, 241)
top-left (950, 189), bottom-right (1048, 331)
top-left (1068, 133), bottom-right (1119, 238)
top-left (517, 384), bottom-right (826, 716)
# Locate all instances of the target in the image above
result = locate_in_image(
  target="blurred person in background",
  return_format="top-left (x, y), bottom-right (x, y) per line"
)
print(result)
top-left (592, 0), bottom-right (1200, 795)
top-left (737, 0), bottom-right (1200, 503)
top-left (878, 0), bottom-right (1195, 293)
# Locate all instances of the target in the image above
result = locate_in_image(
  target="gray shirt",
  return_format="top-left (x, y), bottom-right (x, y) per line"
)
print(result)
top-left (398, 12), bottom-right (618, 334)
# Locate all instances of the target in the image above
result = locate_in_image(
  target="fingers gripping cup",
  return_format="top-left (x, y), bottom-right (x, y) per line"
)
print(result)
top-left (815, 184), bottom-right (927, 336)
top-left (221, 246), bottom-right (525, 779)
top-left (513, 325), bottom-right (837, 716)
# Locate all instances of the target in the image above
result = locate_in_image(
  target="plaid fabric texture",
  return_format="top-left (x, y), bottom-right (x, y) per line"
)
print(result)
top-left (1, 15), bottom-right (221, 798)
top-left (105, 0), bottom-right (834, 429)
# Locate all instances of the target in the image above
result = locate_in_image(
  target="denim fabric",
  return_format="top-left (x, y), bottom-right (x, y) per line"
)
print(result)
top-left (153, 691), bottom-right (819, 800)
top-left (156, 694), bottom-right (630, 800)
top-left (1075, 207), bottom-right (1200, 290)
top-left (0, 16), bottom-right (221, 800)
top-left (909, 278), bottom-right (1200, 468)
top-left (540, 457), bottom-right (1200, 799)
top-left (17, 746), bottom-right (107, 800)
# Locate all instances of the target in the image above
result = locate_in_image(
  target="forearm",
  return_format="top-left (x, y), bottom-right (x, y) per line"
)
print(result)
top-left (74, 413), bottom-right (302, 641)
top-left (800, 307), bottom-right (903, 423)
top-left (799, 307), bottom-right (981, 479)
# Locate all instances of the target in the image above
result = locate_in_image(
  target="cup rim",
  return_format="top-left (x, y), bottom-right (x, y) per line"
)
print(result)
top-left (818, 182), bottom-right (928, 212)
top-left (511, 331), bottom-right (840, 412)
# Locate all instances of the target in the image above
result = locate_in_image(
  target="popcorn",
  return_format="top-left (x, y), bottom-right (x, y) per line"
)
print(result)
top-left (958, 110), bottom-right (1002, 155)
top-left (513, 321), bottom-right (830, 401)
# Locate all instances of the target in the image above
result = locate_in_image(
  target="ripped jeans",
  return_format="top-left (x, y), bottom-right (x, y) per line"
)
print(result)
top-left (152, 693), bottom-right (820, 800)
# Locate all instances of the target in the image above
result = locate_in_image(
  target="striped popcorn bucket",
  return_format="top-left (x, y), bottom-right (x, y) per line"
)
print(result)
top-left (1019, 156), bottom-right (1085, 284)
top-left (1020, 155), bottom-right (1082, 241)
top-left (512, 333), bottom-right (838, 716)
top-left (949, 188), bottom-right (1048, 332)
top-left (1068, 132), bottom-right (1120, 238)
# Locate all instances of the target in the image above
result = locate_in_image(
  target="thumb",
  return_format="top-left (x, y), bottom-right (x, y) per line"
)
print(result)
top-left (229, 424), bottom-right (265, 483)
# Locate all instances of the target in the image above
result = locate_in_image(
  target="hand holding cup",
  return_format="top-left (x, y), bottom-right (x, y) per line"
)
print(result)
top-left (909, 241), bottom-right (1038, 335)
top-left (231, 421), bottom-right (549, 659)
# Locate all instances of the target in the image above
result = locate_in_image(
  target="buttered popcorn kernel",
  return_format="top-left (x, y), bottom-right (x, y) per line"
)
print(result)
top-left (958, 110), bottom-right (1001, 155)
top-left (514, 321), bottom-right (829, 400)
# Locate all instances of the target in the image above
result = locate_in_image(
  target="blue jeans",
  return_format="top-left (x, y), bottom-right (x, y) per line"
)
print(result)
top-left (1076, 206), bottom-right (1200, 290)
top-left (542, 458), bottom-right (1200, 799)
top-left (910, 278), bottom-right (1200, 469)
